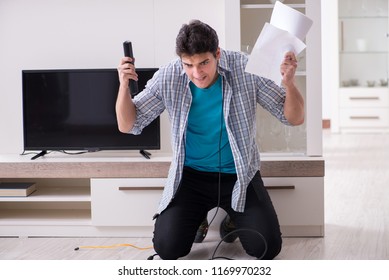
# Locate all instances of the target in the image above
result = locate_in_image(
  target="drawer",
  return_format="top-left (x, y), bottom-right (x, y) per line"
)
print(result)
top-left (91, 178), bottom-right (165, 226)
top-left (339, 108), bottom-right (389, 127)
top-left (339, 88), bottom-right (389, 108)
top-left (263, 177), bottom-right (324, 228)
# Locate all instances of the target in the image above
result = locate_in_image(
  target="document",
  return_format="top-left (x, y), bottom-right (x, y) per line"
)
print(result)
top-left (270, 1), bottom-right (313, 41)
top-left (245, 1), bottom-right (313, 86)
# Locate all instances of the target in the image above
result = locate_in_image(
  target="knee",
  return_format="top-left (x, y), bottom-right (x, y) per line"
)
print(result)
top-left (153, 231), bottom-right (192, 260)
top-left (244, 232), bottom-right (282, 260)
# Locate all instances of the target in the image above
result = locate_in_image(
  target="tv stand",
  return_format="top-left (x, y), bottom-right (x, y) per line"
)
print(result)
top-left (30, 150), bottom-right (47, 160)
top-left (0, 154), bottom-right (324, 238)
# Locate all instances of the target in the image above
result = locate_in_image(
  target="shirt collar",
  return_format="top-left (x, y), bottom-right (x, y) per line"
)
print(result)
top-left (217, 49), bottom-right (231, 75)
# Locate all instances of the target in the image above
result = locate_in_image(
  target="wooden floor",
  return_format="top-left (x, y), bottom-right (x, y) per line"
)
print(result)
top-left (1, 130), bottom-right (389, 260)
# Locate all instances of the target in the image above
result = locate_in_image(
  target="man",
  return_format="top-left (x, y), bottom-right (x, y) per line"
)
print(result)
top-left (116, 20), bottom-right (304, 260)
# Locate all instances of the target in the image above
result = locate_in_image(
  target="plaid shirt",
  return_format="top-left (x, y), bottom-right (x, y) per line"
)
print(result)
top-left (130, 49), bottom-right (289, 213)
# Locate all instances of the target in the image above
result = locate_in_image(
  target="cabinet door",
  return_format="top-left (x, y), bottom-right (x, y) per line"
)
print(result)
top-left (91, 178), bottom-right (165, 226)
top-left (264, 176), bottom-right (324, 237)
top-left (338, 0), bottom-right (388, 88)
top-left (240, 0), bottom-right (322, 156)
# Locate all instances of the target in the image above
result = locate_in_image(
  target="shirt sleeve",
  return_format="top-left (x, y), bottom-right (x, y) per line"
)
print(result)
top-left (129, 70), bottom-right (166, 135)
top-left (255, 76), bottom-right (291, 126)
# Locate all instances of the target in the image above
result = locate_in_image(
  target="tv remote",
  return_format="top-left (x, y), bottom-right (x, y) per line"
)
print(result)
top-left (123, 41), bottom-right (139, 95)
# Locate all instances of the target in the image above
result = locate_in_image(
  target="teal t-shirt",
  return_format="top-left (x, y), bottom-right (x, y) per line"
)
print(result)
top-left (184, 75), bottom-right (236, 174)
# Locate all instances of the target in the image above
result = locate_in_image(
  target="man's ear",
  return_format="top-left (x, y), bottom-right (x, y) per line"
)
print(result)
top-left (215, 47), bottom-right (221, 60)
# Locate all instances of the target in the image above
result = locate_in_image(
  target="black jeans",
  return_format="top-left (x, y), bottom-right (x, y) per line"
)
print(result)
top-left (152, 167), bottom-right (282, 259)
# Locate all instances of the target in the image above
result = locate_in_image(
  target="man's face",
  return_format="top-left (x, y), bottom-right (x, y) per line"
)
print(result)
top-left (181, 48), bottom-right (220, 89)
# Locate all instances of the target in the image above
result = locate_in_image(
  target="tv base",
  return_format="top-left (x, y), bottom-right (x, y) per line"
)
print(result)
top-left (140, 150), bottom-right (151, 159)
top-left (30, 150), bottom-right (47, 160)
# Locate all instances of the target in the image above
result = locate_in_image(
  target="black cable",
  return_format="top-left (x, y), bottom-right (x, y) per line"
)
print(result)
top-left (207, 79), bottom-right (268, 261)
top-left (209, 228), bottom-right (268, 260)
top-left (147, 253), bottom-right (159, 260)
top-left (59, 150), bottom-right (89, 155)
top-left (205, 89), bottom-right (224, 232)
top-left (20, 149), bottom-right (88, 157)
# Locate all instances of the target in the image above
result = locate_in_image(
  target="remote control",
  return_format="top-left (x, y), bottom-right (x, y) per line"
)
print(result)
top-left (123, 41), bottom-right (139, 95)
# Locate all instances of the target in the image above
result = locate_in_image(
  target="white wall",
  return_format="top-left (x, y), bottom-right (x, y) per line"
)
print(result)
top-left (0, 0), bottom-right (234, 154)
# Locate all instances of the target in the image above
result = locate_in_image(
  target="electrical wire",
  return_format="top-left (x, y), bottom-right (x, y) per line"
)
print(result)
top-left (203, 88), bottom-right (225, 233)
top-left (206, 78), bottom-right (268, 261)
top-left (209, 228), bottom-right (268, 260)
top-left (74, 243), bottom-right (153, 251)
top-left (20, 149), bottom-right (89, 158)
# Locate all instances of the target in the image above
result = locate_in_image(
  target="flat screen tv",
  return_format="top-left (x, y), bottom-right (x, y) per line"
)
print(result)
top-left (22, 68), bottom-right (160, 157)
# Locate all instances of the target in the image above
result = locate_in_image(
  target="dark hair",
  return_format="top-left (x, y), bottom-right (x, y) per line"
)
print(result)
top-left (175, 20), bottom-right (219, 57)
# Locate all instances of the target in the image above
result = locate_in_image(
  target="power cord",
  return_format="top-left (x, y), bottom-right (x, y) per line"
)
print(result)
top-left (74, 243), bottom-right (153, 251)
top-left (20, 149), bottom-right (89, 160)
top-left (209, 228), bottom-right (268, 260)
top-left (206, 82), bottom-right (268, 261)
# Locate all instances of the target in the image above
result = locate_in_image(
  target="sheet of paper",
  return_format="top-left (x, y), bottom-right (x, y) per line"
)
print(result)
top-left (245, 23), bottom-right (306, 86)
top-left (271, 1), bottom-right (313, 41)
top-left (245, 2), bottom-right (313, 86)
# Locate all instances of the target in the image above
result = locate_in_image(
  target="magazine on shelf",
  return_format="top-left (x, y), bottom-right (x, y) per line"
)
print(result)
top-left (0, 182), bottom-right (37, 197)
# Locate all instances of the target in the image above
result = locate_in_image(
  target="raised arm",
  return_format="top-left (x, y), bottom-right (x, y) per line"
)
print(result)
top-left (115, 57), bottom-right (138, 133)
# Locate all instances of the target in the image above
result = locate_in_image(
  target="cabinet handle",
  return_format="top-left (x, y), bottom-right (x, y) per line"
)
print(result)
top-left (265, 185), bottom-right (295, 190)
top-left (118, 187), bottom-right (164, 191)
top-left (350, 116), bottom-right (380, 120)
top-left (349, 97), bottom-right (379, 100)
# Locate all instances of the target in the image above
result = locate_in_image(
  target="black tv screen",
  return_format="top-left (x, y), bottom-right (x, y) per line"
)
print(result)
top-left (22, 68), bottom-right (160, 152)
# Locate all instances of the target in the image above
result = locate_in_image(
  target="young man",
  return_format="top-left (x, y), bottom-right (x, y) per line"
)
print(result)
top-left (116, 20), bottom-right (304, 260)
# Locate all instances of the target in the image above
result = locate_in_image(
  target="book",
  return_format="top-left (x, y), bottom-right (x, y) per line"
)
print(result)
top-left (0, 182), bottom-right (37, 197)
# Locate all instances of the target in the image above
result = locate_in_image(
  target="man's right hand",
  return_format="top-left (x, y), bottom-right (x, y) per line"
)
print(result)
top-left (117, 57), bottom-right (138, 88)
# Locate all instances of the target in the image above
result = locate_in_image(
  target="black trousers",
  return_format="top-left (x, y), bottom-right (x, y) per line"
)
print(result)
top-left (153, 167), bottom-right (282, 260)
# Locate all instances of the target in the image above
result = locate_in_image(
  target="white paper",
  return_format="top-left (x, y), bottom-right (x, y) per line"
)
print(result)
top-left (245, 1), bottom-right (313, 86)
top-left (245, 23), bottom-right (306, 86)
top-left (271, 1), bottom-right (313, 41)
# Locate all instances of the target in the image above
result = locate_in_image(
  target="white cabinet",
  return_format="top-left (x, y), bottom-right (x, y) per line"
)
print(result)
top-left (339, 88), bottom-right (389, 128)
top-left (332, 0), bottom-right (389, 132)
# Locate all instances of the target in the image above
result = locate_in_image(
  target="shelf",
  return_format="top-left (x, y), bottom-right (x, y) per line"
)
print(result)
top-left (340, 87), bottom-right (388, 89)
top-left (0, 209), bottom-right (91, 226)
top-left (340, 51), bottom-right (388, 55)
top-left (241, 4), bottom-right (305, 9)
top-left (339, 16), bottom-right (388, 19)
top-left (0, 186), bottom-right (90, 202)
top-left (339, 87), bottom-right (389, 92)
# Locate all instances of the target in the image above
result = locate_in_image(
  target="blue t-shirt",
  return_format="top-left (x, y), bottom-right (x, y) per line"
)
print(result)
top-left (184, 75), bottom-right (236, 174)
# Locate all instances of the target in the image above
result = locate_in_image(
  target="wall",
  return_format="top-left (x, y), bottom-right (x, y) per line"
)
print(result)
top-left (0, 0), bottom-right (236, 154)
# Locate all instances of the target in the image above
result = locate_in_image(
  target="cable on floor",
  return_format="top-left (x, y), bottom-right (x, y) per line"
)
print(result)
top-left (74, 243), bottom-right (153, 251)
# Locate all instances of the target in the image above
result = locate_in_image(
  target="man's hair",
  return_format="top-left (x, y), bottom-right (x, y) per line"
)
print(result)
top-left (175, 19), bottom-right (219, 57)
